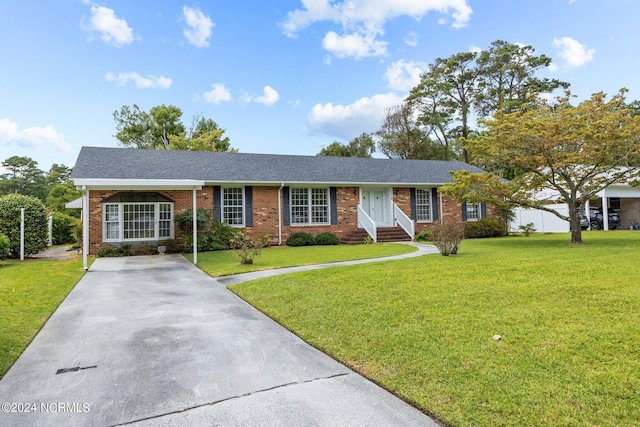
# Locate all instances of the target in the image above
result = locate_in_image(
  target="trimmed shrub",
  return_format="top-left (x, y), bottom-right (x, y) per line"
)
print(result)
top-left (176, 208), bottom-right (212, 235)
top-left (286, 232), bottom-right (316, 247)
top-left (414, 228), bottom-right (432, 242)
top-left (315, 232), bottom-right (340, 245)
top-left (0, 233), bottom-right (9, 260)
top-left (431, 220), bottom-right (465, 256)
top-left (464, 217), bottom-right (504, 238)
top-left (51, 212), bottom-right (76, 245)
top-left (96, 244), bottom-right (131, 257)
top-left (0, 194), bottom-right (48, 258)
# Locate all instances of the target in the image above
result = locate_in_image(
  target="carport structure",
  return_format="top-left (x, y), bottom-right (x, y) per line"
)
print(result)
top-left (72, 179), bottom-right (205, 270)
top-left (587, 184), bottom-right (640, 231)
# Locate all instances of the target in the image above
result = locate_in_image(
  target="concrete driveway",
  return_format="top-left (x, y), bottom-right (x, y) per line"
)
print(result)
top-left (0, 251), bottom-right (440, 426)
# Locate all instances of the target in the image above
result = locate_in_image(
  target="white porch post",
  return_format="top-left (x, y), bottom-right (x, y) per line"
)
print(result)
top-left (585, 200), bottom-right (590, 230)
top-left (193, 189), bottom-right (197, 265)
top-left (602, 196), bottom-right (609, 231)
top-left (82, 186), bottom-right (89, 270)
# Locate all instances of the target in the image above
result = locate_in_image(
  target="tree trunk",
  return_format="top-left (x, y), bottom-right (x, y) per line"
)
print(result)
top-left (569, 211), bottom-right (583, 244)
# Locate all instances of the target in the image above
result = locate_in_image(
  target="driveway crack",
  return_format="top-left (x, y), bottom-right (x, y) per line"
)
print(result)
top-left (115, 372), bottom-right (352, 426)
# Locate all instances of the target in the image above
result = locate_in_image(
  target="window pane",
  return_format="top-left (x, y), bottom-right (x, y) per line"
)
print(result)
top-left (158, 203), bottom-right (172, 238)
top-left (291, 189), bottom-right (308, 224)
top-left (123, 204), bottom-right (155, 239)
top-left (223, 188), bottom-right (244, 225)
top-left (415, 189), bottom-right (431, 222)
top-left (105, 204), bottom-right (120, 240)
top-left (467, 203), bottom-right (480, 220)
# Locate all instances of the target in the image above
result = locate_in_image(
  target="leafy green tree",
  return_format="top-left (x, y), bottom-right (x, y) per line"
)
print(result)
top-left (376, 103), bottom-right (452, 160)
top-left (0, 194), bottom-right (48, 257)
top-left (475, 40), bottom-right (570, 116)
top-left (46, 164), bottom-right (73, 186)
top-left (46, 181), bottom-right (81, 218)
top-left (113, 105), bottom-right (234, 152)
top-left (407, 40), bottom-right (569, 164)
top-left (0, 156), bottom-right (47, 201)
top-left (408, 51), bottom-right (481, 162)
top-left (317, 133), bottom-right (376, 157)
top-left (168, 116), bottom-right (235, 152)
top-left (441, 89), bottom-right (640, 244)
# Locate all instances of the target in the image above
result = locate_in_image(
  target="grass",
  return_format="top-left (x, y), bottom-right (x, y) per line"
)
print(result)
top-left (229, 232), bottom-right (640, 426)
top-left (0, 256), bottom-right (87, 379)
top-left (187, 243), bottom-right (417, 277)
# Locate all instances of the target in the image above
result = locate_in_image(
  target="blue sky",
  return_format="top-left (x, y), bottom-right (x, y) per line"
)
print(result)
top-left (1, 0), bottom-right (639, 172)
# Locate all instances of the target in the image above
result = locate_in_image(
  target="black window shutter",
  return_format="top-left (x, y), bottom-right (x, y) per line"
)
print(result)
top-left (432, 188), bottom-right (439, 221)
top-left (213, 186), bottom-right (222, 222)
top-left (245, 186), bottom-right (253, 227)
top-left (330, 187), bottom-right (338, 225)
top-left (461, 202), bottom-right (468, 221)
top-left (410, 188), bottom-right (417, 220)
top-left (481, 202), bottom-right (487, 218)
top-left (283, 186), bottom-right (290, 226)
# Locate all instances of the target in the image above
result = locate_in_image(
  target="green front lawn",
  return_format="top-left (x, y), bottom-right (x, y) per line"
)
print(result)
top-left (189, 243), bottom-right (417, 277)
top-left (0, 257), bottom-right (87, 379)
top-left (230, 232), bottom-right (640, 426)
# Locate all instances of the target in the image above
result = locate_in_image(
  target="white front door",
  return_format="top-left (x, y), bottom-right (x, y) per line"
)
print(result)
top-left (362, 190), bottom-right (386, 223)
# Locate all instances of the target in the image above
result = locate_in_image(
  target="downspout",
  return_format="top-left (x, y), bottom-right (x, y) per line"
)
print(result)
top-left (82, 186), bottom-right (89, 270)
top-left (193, 189), bottom-right (198, 264)
top-left (278, 183), bottom-right (284, 245)
top-left (439, 192), bottom-right (444, 220)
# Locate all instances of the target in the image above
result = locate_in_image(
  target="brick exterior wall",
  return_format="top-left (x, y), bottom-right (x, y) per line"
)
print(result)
top-left (85, 185), bottom-right (500, 253)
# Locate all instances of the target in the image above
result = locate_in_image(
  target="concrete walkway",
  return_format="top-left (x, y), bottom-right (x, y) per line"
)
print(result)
top-left (0, 243), bottom-right (440, 427)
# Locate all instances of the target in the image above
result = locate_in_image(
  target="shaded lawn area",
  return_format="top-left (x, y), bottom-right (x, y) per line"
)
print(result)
top-left (0, 257), bottom-right (87, 379)
top-left (230, 232), bottom-right (640, 426)
top-left (188, 243), bottom-right (417, 277)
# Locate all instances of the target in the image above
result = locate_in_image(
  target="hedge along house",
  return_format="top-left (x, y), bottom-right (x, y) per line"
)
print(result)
top-left (71, 146), bottom-right (493, 268)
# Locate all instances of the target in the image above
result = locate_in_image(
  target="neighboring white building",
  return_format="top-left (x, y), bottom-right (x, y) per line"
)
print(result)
top-left (510, 184), bottom-right (640, 232)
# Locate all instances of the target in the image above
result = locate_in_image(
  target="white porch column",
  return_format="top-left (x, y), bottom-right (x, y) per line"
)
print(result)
top-left (193, 189), bottom-right (197, 265)
top-left (585, 200), bottom-right (590, 229)
top-left (82, 186), bottom-right (89, 270)
top-left (602, 196), bottom-right (609, 231)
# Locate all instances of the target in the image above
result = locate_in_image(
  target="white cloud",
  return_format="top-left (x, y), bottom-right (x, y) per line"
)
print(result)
top-left (84, 5), bottom-right (134, 46)
top-left (322, 30), bottom-right (387, 58)
top-left (308, 92), bottom-right (403, 139)
top-left (404, 31), bottom-right (418, 47)
top-left (0, 118), bottom-right (71, 153)
top-left (203, 83), bottom-right (232, 104)
top-left (105, 72), bottom-right (172, 89)
top-left (553, 36), bottom-right (595, 67)
top-left (385, 60), bottom-right (426, 92)
top-left (282, 0), bottom-right (472, 59)
top-left (255, 86), bottom-right (280, 106)
top-left (182, 6), bottom-right (214, 47)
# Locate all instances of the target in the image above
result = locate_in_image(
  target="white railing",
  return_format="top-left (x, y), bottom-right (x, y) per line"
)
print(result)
top-left (357, 205), bottom-right (377, 242)
top-left (393, 204), bottom-right (414, 239)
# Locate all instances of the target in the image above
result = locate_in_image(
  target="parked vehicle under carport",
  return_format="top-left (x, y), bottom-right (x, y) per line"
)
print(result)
top-left (589, 209), bottom-right (621, 230)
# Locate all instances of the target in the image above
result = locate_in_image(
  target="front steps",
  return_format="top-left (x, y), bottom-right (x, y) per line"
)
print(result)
top-left (341, 227), bottom-right (412, 244)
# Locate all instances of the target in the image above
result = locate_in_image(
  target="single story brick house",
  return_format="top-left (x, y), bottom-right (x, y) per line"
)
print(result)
top-left (71, 146), bottom-right (494, 268)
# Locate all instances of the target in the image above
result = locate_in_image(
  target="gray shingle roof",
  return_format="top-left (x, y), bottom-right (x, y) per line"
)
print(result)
top-left (71, 146), bottom-right (486, 185)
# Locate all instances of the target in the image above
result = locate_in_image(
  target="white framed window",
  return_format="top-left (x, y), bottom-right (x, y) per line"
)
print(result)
top-left (415, 189), bottom-right (432, 222)
top-left (103, 202), bottom-right (174, 242)
top-left (223, 187), bottom-right (244, 226)
top-left (466, 203), bottom-right (482, 221)
top-left (290, 188), bottom-right (329, 225)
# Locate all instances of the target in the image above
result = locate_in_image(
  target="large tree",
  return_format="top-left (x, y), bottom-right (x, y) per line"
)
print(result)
top-left (317, 133), bottom-right (376, 157)
top-left (0, 156), bottom-right (47, 201)
top-left (113, 105), bottom-right (233, 152)
top-left (441, 89), bottom-right (640, 244)
top-left (407, 40), bottom-right (569, 164)
top-left (407, 51), bottom-right (481, 162)
top-left (376, 103), bottom-right (452, 160)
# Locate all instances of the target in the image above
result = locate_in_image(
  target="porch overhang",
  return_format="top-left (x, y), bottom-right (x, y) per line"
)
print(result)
top-left (72, 179), bottom-right (205, 191)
